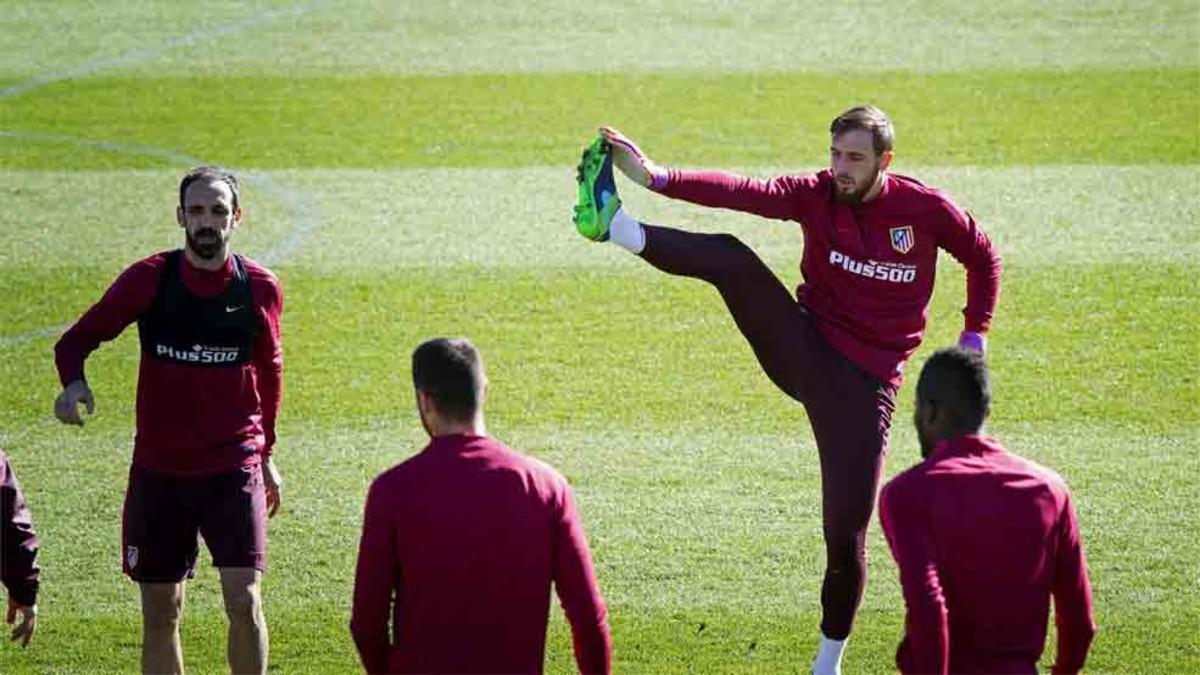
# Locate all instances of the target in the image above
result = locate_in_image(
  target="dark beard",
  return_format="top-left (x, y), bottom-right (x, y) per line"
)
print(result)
top-left (834, 164), bottom-right (883, 204)
top-left (186, 229), bottom-right (223, 260)
top-left (834, 185), bottom-right (869, 205)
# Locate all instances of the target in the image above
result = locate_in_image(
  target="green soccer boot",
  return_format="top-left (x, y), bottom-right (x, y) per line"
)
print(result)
top-left (573, 136), bottom-right (622, 241)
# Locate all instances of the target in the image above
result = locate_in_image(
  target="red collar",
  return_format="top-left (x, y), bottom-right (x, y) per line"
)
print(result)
top-left (930, 434), bottom-right (1003, 460)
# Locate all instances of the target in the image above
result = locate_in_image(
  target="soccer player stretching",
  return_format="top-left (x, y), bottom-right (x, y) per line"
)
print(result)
top-left (572, 106), bottom-right (1001, 674)
top-left (54, 167), bottom-right (284, 675)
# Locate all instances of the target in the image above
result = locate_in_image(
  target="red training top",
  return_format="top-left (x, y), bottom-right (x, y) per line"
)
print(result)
top-left (351, 433), bottom-right (611, 674)
top-left (54, 251), bottom-right (283, 475)
top-left (661, 169), bottom-right (1001, 384)
top-left (0, 449), bottom-right (40, 607)
top-left (879, 435), bottom-right (1096, 674)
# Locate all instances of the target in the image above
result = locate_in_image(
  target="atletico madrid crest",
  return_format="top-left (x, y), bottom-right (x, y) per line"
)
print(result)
top-left (890, 226), bottom-right (915, 255)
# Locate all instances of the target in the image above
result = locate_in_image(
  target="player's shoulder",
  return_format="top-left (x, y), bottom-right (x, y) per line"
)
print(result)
top-left (1005, 450), bottom-right (1072, 496)
top-left (878, 463), bottom-right (933, 530)
top-left (237, 255), bottom-right (280, 286)
top-left (881, 459), bottom-right (935, 509)
top-left (236, 255), bottom-right (283, 303)
top-left (484, 437), bottom-right (571, 491)
top-left (761, 169), bottom-right (829, 191)
top-left (117, 250), bottom-right (175, 283)
top-left (131, 250), bottom-right (174, 270)
top-left (887, 173), bottom-right (967, 216)
top-left (368, 450), bottom-right (427, 496)
top-left (798, 169), bottom-right (834, 189)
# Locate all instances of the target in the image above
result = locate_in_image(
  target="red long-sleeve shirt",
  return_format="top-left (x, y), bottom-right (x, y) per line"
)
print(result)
top-left (54, 251), bottom-right (283, 475)
top-left (661, 169), bottom-right (1001, 384)
top-left (0, 449), bottom-right (39, 607)
top-left (879, 435), bottom-right (1096, 674)
top-left (351, 433), bottom-right (611, 674)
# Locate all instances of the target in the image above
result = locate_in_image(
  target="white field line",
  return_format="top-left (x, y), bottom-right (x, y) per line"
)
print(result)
top-left (0, 2), bottom-right (326, 100)
top-left (0, 131), bottom-right (321, 347)
top-left (0, 1), bottom-right (329, 347)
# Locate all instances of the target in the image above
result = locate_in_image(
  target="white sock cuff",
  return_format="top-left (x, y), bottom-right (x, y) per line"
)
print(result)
top-left (609, 208), bottom-right (646, 254)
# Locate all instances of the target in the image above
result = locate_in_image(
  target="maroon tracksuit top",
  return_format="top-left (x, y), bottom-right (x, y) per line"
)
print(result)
top-left (880, 435), bottom-right (1096, 674)
top-left (351, 433), bottom-right (611, 674)
top-left (54, 251), bottom-right (283, 475)
top-left (0, 450), bottom-right (39, 607)
top-left (661, 168), bottom-right (1002, 384)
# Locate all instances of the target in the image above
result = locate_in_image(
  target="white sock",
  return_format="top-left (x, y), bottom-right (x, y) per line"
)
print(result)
top-left (812, 634), bottom-right (846, 675)
top-left (608, 208), bottom-right (646, 254)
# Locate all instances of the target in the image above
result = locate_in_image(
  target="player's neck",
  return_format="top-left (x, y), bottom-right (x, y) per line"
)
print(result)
top-left (183, 246), bottom-right (231, 271)
top-left (430, 416), bottom-right (486, 438)
top-left (861, 172), bottom-right (887, 203)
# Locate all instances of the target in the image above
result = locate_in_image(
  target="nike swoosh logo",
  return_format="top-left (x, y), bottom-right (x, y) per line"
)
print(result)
top-left (225, 305), bottom-right (243, 313)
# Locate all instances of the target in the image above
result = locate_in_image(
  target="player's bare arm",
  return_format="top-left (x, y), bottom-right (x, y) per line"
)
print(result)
top-left (54, 379), bottom-right (94, 426)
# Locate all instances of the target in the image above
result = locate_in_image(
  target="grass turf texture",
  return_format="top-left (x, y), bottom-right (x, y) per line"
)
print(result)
top-left (3, 70), bottom-right (1198, 170)
top-left (1, 1), bottom-right (1198, 673)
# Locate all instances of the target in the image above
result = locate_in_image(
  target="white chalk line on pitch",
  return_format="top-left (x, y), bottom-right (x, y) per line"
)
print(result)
top-left (0, 133), bottom-right (322, 349)
top-left (0, 1), bottom-right (330, 348)
top-left (0, 2), bottom-right (327, 100)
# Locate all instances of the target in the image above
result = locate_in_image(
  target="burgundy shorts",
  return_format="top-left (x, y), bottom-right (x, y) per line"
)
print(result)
top-left (121, 463), bottom-right (267, 582)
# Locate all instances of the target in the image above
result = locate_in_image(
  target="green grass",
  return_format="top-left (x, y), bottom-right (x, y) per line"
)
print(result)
top-left (3, 70), bottom-right (1198, 169)
top-left (3, 1), bottom-right (1196, 76)
top-left (1, 1), bottom-right (1198, 673)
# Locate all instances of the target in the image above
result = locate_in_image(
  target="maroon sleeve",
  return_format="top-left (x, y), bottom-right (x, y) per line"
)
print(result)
top-left (0, 452), bottom-right (40, 608)
top-left (932, 199), bottom-right (1002, 334)
top-left (879, 480), bottom-right (949, 675)
top-left (1049, 492), bottom-right (1096, 675)
top-left (54, 257), bottom-right (162, 386)
top-left (350, 479), bottom-right (396, 674)
top-left (250, 271), bottom-right (283, 456)
top-left (552, 482), bottom-right (611, 675)
top-left (661, 169), bottom-right (816, 222)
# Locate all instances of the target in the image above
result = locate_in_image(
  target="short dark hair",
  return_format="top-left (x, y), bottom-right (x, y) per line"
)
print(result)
top-left (829, 105), bottom-right (894, 156)
top-left (412, 338), bottom-right (486, 422)
top-left (180, 166), bottom-right (241, 210)
top-left (916, 348), bottom-right (991, 432)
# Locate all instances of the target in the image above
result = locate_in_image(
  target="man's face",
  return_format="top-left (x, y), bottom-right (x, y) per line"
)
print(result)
top-left (177, 180), bottom-right (240, 260)
top-left (830, 129), bottom-right (887, 204)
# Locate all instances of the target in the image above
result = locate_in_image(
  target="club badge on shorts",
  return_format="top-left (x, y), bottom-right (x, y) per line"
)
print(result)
top-left (126, 545), bottom-right (139, 569)
top-left (890, 226), bottom-right (915, 255)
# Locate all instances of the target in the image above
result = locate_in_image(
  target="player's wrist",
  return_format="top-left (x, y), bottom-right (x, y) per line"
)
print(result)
top-left (957, 330), bottom-right (986, 353)
top-left (647, 164), bottom-right (669, 191)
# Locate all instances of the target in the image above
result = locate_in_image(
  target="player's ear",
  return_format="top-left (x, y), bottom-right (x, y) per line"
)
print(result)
top-left (879, 150), bottom-right (894, 172)
top-left (232, 206), bottom-right (244, 228)
top-left (920, 398), bottom-right (940, 429)
top-left (176, 206), bottom-right (185, 227)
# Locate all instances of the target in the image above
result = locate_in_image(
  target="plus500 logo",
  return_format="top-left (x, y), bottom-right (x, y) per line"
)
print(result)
top-left (156, 344), bottom-right (240, 363)
top-left (829, 251), bottom-right (917, 283)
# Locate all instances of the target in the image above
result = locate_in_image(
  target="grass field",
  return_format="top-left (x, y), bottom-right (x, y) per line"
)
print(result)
top-left (1, 1), bottom-right (1198, 673)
